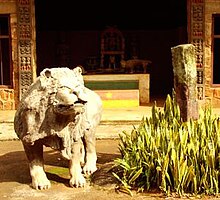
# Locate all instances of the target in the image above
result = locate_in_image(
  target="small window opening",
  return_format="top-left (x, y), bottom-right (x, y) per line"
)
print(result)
top-left (213, 15), bottom-right (220, 84)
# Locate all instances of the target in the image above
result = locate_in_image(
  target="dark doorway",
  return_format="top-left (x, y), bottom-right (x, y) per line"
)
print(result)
top-left (34, 0), bottom-right (187, 99)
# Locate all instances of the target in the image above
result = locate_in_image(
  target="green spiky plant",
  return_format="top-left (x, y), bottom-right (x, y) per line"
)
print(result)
top-left (113, 90), bottom-right (220, 197)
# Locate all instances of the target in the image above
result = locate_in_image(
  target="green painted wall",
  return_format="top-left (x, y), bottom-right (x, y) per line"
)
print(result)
top-left (85, 80), bottom-right (139, 90)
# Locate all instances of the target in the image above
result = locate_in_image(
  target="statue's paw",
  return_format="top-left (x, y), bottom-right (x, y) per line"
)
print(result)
top-left (69, 173), bottom-right (86, 188)
top-left (83, 163), bottom-right (97, 175)
top-left (30, 164), bottom-right (51, 190)
top-left (32, 173), bottom-right (51, 190)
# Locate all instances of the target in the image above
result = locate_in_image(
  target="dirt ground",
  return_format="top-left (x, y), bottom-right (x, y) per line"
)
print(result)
top-left (0, 139), bottom-right (219, 200)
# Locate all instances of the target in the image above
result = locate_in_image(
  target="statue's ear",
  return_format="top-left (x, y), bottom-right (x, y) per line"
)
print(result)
top-left (40, 68), bottom-right (52, 78)
top-left (39, 68), bottom-right (52, 89)
top-left (44, 69), bottom-right (52, 78)
top-left (73, 66), bottom-right (82, 75)
top-left (72, 66), bottom-right (85, 84)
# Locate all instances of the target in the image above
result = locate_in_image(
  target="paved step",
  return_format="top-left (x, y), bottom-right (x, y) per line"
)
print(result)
top-left (0, 107), bottom-right (153, 140)
top-left (0, 120), bottom-right (141, 140)
top-left (2, 105), bottom-right (220, 141)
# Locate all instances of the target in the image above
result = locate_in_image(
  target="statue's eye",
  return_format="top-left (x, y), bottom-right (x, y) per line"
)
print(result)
top-left (59, 86), bottom-right (74, 93)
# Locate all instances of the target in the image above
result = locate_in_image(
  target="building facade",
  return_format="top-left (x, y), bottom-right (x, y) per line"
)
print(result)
top-left (204, 0), bottom-right (220, 104)
top-left (0, 0), bottom-right (220, 110)
top-left (0, 0), bottom-right (36, 110)
top-left (188, 0), bottom-right (220, 104)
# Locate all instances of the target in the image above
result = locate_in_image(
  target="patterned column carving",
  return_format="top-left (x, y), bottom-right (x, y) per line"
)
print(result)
top-left (188, 0), bottom-right (205, 100)
top-left (17, 0), bottom-right (33, 98)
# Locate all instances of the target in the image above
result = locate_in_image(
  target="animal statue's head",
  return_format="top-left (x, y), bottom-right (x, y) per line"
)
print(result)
top-left (43, 66), bottom-right (87, 115)
top-left (23, 66), bottom-right (88, 116)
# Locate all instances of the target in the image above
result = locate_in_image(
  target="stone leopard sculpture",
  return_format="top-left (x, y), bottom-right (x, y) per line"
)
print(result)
top-left (14, 66), bottom-right (102, 190)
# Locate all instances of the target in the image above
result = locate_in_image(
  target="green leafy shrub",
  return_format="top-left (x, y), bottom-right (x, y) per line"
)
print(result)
top-left (113, 91), bottom-right (220, 197)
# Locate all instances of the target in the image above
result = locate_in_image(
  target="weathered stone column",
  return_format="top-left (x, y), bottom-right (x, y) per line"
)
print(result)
top-left (171, 44), bottom-right (198, 122)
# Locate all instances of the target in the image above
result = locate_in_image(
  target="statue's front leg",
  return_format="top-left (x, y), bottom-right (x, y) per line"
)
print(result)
top-left (69, 140), bottom-right (86, 187)
top-left (82, 129), bottom-right (97, 175)
top-left (23, 141), bottom-right (51, 190)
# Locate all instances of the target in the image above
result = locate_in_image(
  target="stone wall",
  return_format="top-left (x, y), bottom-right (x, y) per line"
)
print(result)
top-left (0, 0), bottom-right (17, 110)
top-left (0, 89), bottom-right (15, 110)
top-left (0, 0), bottom-right (36, 110)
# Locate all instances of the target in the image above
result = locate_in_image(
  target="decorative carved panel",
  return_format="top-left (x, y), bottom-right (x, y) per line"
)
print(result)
top-left (188, 0), bottom-right (205, 100)
top-left (17, 0), bottom-right (33, 98)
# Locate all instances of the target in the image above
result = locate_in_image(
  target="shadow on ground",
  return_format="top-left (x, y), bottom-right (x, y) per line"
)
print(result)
top-left (0, 150), bottom-right (30, 184)
top-left (0, 148), bottom-right (120, 188)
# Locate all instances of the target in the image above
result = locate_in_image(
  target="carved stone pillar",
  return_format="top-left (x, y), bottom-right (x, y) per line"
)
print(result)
top-left (187, 0), bottom-right (205, 101)
top-left (171, 44), bottom-right (199, 122)
top-left (17, 0), bottom-right (36, 99)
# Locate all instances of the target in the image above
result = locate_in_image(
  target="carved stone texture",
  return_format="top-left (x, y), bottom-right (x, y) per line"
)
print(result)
top-left (192, 39), bottom-right (203, 68)
top-left (171, 44), bottom-right (198, 121)
top-left (17, 0), bottom-right (33, 99)
top-left (14, 67), bottom-right (102, 189)
top-left (189, 1), bottom-right (205, 100)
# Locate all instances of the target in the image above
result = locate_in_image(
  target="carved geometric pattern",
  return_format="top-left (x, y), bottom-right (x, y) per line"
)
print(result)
top-left (197, 70), bottom-right (203, 84)
top-left (192, 5), bottom-right (203, 37)
top-left (192, 39), bottom-right (203, 53)
top-left (192, 23), bottom-right (203, 37)
top-left (192, 39), bottom-right (203, 68)
top-left (197, 86), bottom-right (203, 100)
top-left (19, 40), bottom-right (31, 55)
top-left (19, 24), bottom-right (31, 38)
top-left (192, 0), bottom-right (203, 3)
top-left (18, 0), bottom-right (30, 5)
top-left (189, 1), bottom-right (205, 100)
top-left (20, 56), bottom-right (31, 71)
top-left (17, 0), bottom-right (33, 99)
top-left (192, 5), bottom-right (203, 21)
top-left (18, 6), bottom-right (30, 24)
top-left (20, 71), bottom-right (33, 87)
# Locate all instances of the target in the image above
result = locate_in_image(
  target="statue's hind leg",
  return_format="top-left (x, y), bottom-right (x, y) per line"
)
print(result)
top-left (23, 141), bottom-right (51, 190)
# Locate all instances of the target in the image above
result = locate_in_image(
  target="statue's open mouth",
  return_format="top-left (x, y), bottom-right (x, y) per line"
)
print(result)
top-left (54, 99), bottom-right (86, 115)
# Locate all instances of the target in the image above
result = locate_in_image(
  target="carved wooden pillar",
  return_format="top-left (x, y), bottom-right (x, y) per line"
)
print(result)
top-left (187, 0), bottom-right (205, 101)
top-left (17, 0), bottom-right (36, 99)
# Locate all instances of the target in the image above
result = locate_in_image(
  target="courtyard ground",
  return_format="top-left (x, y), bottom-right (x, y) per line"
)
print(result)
top-left (0, 139), bottom-right (220, 200)
top-left (1, 100), bottom-right (220, 199)
top-left (0, 139), bottom-right (165, 200)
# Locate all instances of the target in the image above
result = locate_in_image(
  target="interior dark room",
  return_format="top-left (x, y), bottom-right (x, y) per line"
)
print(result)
top-left (34, 0), bottom-right (187, 99)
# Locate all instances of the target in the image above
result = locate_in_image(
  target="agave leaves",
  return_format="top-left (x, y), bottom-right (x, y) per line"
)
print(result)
top-left (114, 91), bottom-right (220, 197)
